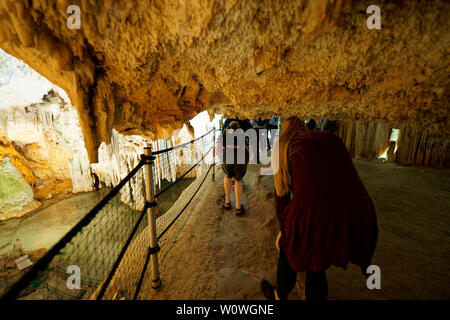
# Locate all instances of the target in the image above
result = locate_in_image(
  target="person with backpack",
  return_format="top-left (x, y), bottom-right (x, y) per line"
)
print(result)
top-left (216, 121), bottom-right (250, 216)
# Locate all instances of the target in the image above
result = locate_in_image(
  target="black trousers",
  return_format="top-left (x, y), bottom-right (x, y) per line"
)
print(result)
top-left (277, 248), bottom-right (328, 300)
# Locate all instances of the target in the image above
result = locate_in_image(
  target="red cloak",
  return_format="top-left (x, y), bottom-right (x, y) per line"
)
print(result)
top-left (275, 130), bottom-right (377, 272)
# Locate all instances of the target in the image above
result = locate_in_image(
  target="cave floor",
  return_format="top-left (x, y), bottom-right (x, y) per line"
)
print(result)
top-left (148, 160), bottom-right (450, 300)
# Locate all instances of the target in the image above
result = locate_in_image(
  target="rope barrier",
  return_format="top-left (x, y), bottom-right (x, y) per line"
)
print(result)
top-left (1, 127), bottom-right (216, 300)
top-left (154, 145), bottom-right (214, 199)
top-left (157, 163), bottom-right (212, 241)
top-left (152, 128), bottom-right (214, 155)
top-left (0, 159), bottom-right (146, 300)
top-left (134, 163), bottom-right (213, 299)
top-left (96, 200), bottom-right (152, 300)
top-left (133, 248), bottom-right (152, 300)
top-left (132, 147), bottom-right (213, 298)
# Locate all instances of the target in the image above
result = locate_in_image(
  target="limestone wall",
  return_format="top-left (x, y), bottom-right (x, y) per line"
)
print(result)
top-left (336, 120), bottom-right (449, 167)
top-left (396, 124), bottom-right (450, 168)
top-left (0, 0), bottom-right (447, 163)
top-left (337, 120), bottom-right (391, 160)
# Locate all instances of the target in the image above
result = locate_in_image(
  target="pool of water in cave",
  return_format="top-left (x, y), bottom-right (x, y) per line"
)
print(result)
top-left (0, 177), bottom-right (195, 256)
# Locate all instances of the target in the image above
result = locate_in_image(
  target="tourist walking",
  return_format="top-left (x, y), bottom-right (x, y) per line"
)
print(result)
top-left (216, 121), bottom-right (250, 216)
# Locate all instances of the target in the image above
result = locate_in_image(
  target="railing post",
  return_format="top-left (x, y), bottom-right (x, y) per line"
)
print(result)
top-left (212, 128), bottom-right (216, 181)
top-left (144, 146), bottom-right (161, 290)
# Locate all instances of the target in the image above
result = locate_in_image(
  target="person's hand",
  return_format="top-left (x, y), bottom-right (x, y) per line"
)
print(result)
top-left (276, 231), bottom-right (282, 252)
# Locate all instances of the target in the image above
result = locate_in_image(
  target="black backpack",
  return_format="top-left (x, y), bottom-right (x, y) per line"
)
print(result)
top-left (220, 129), bottom-right (250, 164)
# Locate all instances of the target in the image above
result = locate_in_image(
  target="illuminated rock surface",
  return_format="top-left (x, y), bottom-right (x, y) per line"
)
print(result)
top-left (0, 0), bottom-right (447, 163)
top-left (0, 156), bottom-right (40, 220)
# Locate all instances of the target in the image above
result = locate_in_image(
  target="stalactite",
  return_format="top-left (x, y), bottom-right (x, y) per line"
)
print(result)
top-left (0, 94), bottom-right (94, 193)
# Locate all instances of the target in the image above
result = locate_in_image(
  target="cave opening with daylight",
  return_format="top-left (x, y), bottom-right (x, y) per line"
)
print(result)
top-left (0, 48), bottom-right (93, 221)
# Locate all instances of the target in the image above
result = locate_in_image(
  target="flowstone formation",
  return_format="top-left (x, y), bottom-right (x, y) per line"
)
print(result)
top-left (0, 47), bottom-right (94, 207)
top-left (0, 156), bottom-right (40, 220)
top-left (91, 120), bottom-right (211, 211)
top-left (0, 0), bottom-right (447, 165)
top-left (0, 91), bottom-right (93, 197)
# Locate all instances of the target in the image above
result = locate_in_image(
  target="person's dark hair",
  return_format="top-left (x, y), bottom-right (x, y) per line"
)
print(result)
top-left (228, 121), bottom-right (241, 130)
top-left (257, 118), bottom-right (265, 126)
top-left (307, 119), bottom-right (316, 130)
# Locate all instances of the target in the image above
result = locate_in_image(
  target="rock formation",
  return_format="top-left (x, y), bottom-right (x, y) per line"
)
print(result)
top-left (0, 91), bottom-right (93, 196)
top-left (0, 0), bottom-right (447, 164)
top-left (0, 47), bottom-right (94, 211)
top-left (336, 120), bottom-right (449, 167)
top-left (396, 124), bottom-right (450, 167)
top-left (0, 156), bottom-right (40, 220)
top-left (337, 120), bottom-right (391, 160)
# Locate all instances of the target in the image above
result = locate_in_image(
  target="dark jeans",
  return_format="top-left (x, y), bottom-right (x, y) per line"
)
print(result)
top-left (277, 248), bottom-right (328, 300)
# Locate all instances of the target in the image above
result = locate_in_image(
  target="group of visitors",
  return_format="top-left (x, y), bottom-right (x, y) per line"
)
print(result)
top-left (216, 117), bottom-right (279, 216)
top-left (215, 115), bottom-right (378, 301)
top-left (305, 118), bottom-right (338, 132)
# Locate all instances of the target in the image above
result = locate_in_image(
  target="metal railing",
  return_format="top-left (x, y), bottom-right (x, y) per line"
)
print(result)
top-left (0, 128), bottom-right (217, 300)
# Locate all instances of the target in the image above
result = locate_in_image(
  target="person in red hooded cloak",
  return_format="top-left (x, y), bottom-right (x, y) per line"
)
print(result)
top-left (261, 116), bottom-right (378, 300)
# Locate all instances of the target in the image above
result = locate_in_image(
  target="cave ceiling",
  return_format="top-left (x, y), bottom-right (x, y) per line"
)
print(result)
top-left (0, 0), bottom-right (448, 162)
